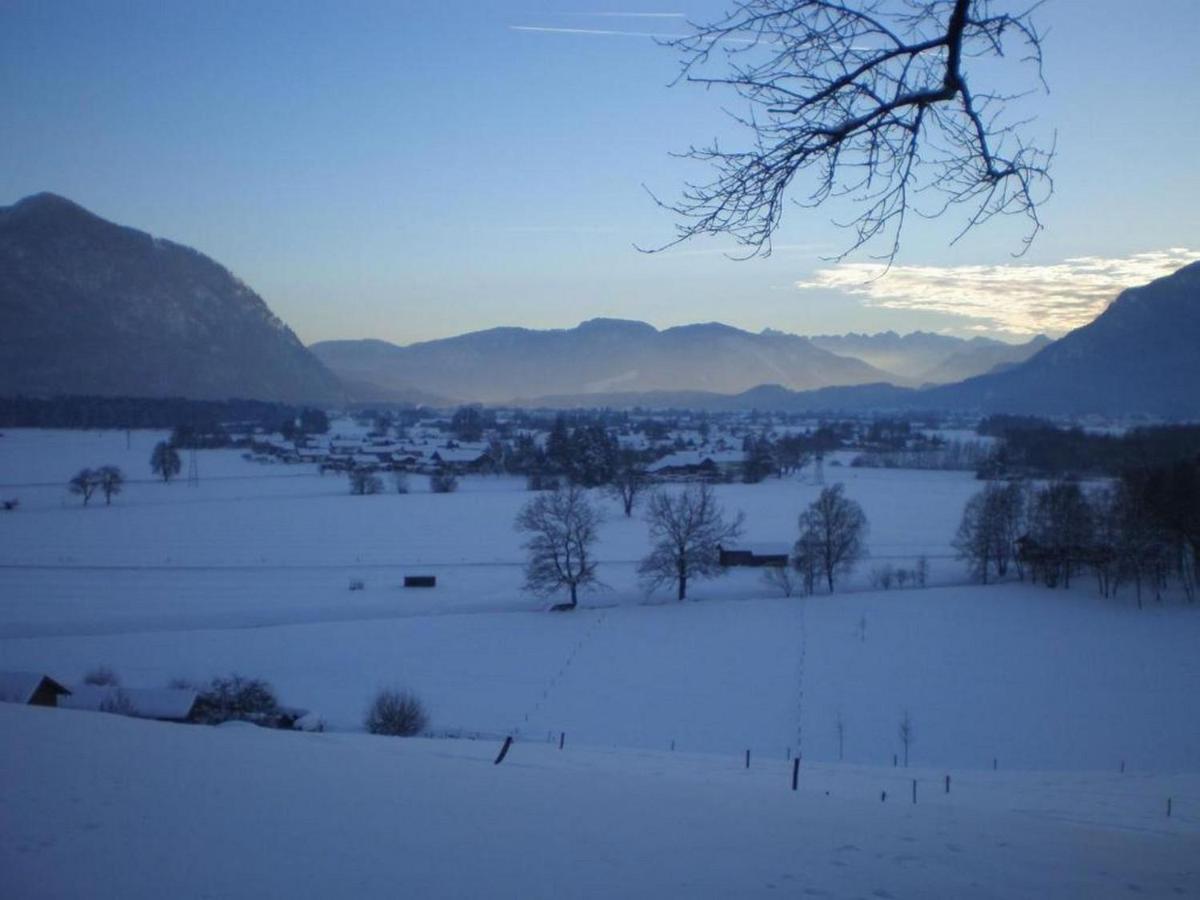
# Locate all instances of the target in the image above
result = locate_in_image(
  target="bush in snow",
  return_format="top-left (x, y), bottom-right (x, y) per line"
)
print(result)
top-left (99, 688), bottom-right (137, 717)
top-left (365, 688), bottom-right (429, 737)
top-left (83, 665), bottom-right (121, 687)
top-left (349, 470), bottom-right (384, 495)
top-left (870, 564), bottom-right (895, 590)
top-left (429, 470), bottom-right (458, 493)
top-left (760, 565), bottom-right (799, 597)
top-left (348, 578), bottom-right (366, 591)
top-left (194, 674), bottom-right (280, 725)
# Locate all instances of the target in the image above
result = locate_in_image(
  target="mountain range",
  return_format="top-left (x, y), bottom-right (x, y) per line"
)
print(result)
top-left (312, 322), bottom-right (1048, 405)
top-left (0, 193), bottom-right (342, 404)
top-left (1, 193), bottom-right (1195, 417)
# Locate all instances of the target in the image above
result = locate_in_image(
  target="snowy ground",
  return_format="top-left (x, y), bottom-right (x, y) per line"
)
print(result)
top-left (3, 704), bottom-right (1197, 900)
top-left (2, 429), bottom-right (1199, 897)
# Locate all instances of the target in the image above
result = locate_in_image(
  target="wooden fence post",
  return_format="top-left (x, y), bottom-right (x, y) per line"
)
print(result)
top-left (493, 736), bottom-right (513, 765)
top-left (791, 757), bottom-right (800, 791)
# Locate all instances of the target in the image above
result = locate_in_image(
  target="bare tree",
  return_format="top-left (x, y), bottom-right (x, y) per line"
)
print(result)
top-left (607, 452), bottom-right (649, 518)
top-left (150, 441), bottom-right (181, 483)
top-left (899, 709), bottom-right (915, 767)
top-left (761, 563), bottom-right (798, 597)
top-left (955, 480), bottom-right (1025, 583)
top-left (640, 484), bottom-right (744, 601)
top-left (515, 485), bottom-right (603, 610)
top-left (954, 489), bottom-right (995, 583)
top-left (794, 532), bottom-right (821, 595)
top-left (1029, 480), bottom-right (1093, 588)
top-left (96, 465), bottom-right (124, 505)
top-left (68, 468), bottom-right (97, 506)
top-left (798, 484), bottom-right (869, 591)
top-left (649, 0), bottom-right (1052, 260)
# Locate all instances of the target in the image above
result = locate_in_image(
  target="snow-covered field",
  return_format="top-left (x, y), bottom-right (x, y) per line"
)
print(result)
top-left (4, 703), bottom-right (1197, 899)
top-left (2, 428), bottom-right (1199, 897)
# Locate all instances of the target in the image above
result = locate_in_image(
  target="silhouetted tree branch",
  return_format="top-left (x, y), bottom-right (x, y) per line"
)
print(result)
top-left (646, 0), bottom-right (1053, 261)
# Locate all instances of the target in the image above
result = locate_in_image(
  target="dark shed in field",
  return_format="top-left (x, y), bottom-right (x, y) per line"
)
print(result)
top-left (0, 671), bottom-right (72, 707)
top-left (718, 544), bottom-right (790, 568)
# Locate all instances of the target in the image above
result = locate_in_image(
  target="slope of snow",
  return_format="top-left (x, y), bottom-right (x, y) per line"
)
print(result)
top-left (2, 704), bottom-right (1196, 900)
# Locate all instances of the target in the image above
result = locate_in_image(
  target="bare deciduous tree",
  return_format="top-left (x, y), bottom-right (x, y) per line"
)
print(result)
top-left (798, 484), bottom-right (869, 591)
top-left (516, 485), bottom-right (603, 610)
top-left (68, 468), bottom-right (97, 506)
top-left (150, 441), bottom-right (181, 483)
top-left (649, 0), bottom-right (1053, 260)
top-left (97, 465), bottom-right (124, 505)
top-left (761, 563), bottom-right (798, 597)
top-left (640, 484), bottom-right (744, 601)
top-left (607, 452), bottom-right (649, 518)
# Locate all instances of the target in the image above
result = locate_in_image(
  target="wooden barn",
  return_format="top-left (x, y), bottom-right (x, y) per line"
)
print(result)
top-left (718, 544), bottom-right (791, 568)
top-left (0, 671), bottom-right (72, 707)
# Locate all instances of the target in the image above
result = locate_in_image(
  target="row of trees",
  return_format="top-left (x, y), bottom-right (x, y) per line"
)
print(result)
top-left (515, 482), bottom-right (870, 609)
top-left (955, 459), bottom-right (1200, 603)
top-left (65, 441), bottom-right (185, 505)
top-left (68, 466), bottom-right (125, 506)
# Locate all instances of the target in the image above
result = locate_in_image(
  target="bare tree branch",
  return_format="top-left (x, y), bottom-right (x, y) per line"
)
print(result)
top-left (644, 0), bottom-right (1053, 262)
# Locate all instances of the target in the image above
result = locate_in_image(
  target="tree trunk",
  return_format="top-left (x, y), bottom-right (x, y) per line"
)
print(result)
top-left (678, 574), bottom-right (687, 601)
top-left (569, 583), bottom-right (578, 608)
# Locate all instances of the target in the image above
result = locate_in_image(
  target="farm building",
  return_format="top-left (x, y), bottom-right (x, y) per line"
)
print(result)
top-left (647, 450), bottom-right (744, 480)
top-left (0, 671), bottom-right (71, 707)
top-left (718, 544), bottom-right (791, 568)
top-left (61, 685), bottom-right (201, 722)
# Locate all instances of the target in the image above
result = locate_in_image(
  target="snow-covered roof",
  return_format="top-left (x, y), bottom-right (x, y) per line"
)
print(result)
top-left (647, 450), bottom-right (744, 472)
top-left (61, 685), bottom-right (199, 721)
top-left (0, 671), bottom-right (69, 704)
top-left (432, 448), bottom-right (488, 463)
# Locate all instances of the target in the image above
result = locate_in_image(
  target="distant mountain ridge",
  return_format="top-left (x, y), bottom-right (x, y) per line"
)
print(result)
top-left (0, 193), bottom-right (342, 404)
top-left (5, 192), bottom-right (1192, 417)
top-left (528, 262), bottom-right (1199, 417)
top-left (808, 330), bottom-right (1049, 384)
top-left (312, 319), bottom-right (897, 404)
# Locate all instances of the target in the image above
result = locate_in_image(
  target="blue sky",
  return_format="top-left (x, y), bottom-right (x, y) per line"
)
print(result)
top-left (2, 0), bottom-right (1197, 344)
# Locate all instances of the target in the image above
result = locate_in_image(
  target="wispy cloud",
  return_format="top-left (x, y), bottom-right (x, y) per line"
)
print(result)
top-left (508, 25), bottom-right (679, 39)
top-left (795, 249), bottom-right (1199, 336)
top-left (571, 12), bottom-right (686, 17)
top-left (502, 225), bottom-right (619, 234)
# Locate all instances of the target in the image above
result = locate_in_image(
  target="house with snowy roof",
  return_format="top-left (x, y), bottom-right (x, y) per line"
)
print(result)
top-left (61, 685), bottom-right (201, 722)
top-left (647, 449), bottom-right (744, 480)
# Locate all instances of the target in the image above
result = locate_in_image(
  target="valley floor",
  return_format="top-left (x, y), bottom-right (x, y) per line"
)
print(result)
top-left (2, 430), bottom-right (1199, 897)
